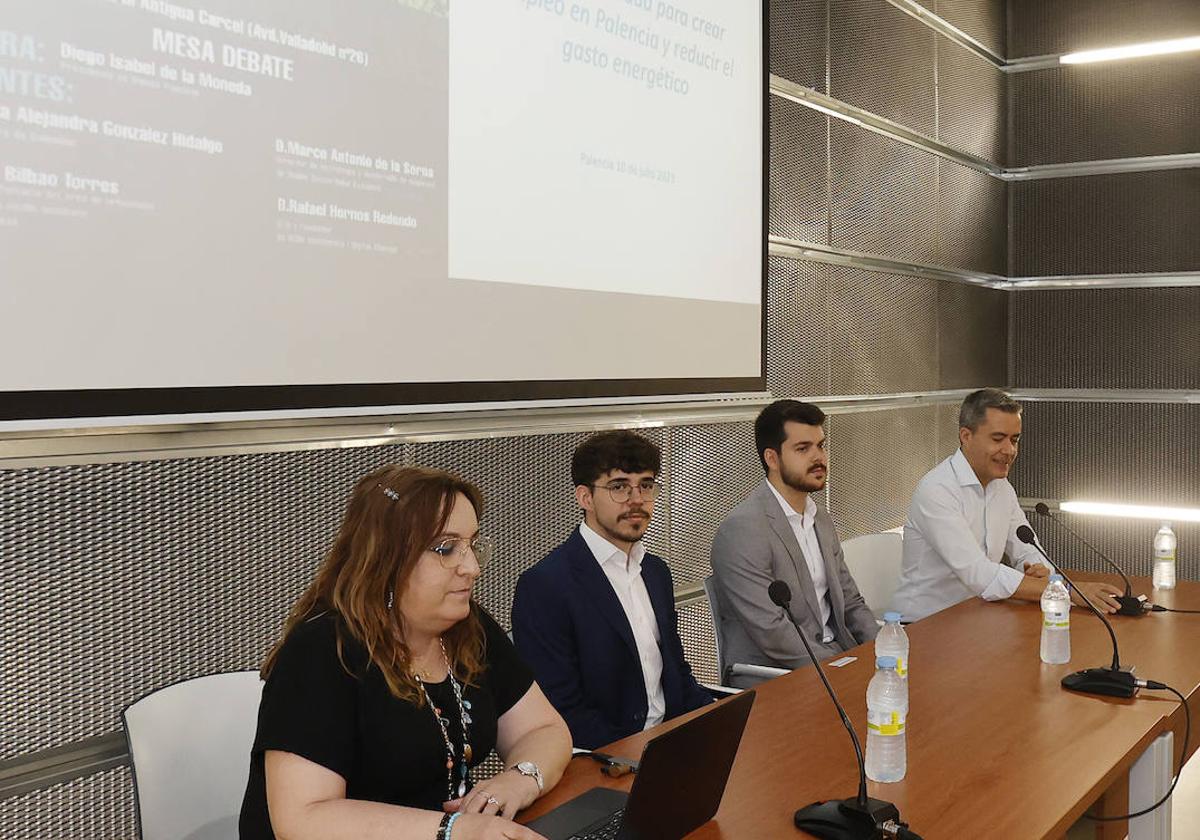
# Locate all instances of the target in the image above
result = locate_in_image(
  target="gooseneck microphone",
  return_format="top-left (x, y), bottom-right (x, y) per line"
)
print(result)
top-left (768, 580), bottom-right (922, 840)
top-left (1033, 503), bottom-right (1147, 616)
top-left (1015, 525), bottom-right (1139, 698)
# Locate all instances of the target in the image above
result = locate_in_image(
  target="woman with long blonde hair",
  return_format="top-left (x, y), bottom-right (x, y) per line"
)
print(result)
top-left (239, 465), bottom-right (570, 840)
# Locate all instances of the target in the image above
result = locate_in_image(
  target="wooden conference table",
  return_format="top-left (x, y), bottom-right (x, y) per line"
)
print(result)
top-left (521, 574), bottom-right (1200, 840)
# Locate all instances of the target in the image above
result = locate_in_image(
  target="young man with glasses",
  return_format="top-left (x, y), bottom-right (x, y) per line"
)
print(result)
top-left (511, 431), bottom-right (712, 749)
top-left (710, 400), bottom-right (878, 687)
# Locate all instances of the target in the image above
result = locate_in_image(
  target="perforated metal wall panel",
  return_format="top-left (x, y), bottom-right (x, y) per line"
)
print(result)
top-left (1014, 402), bottom-right (1200, 507)
top-left (830, 0), bottom-right (937, 138)
top-left (937, 282), bottom-right (1009, 389)
top-left (830, 122), bottom-right (940, 265)
top-left (665, 423), bottom-right (764, 591)
top-left (1008, 0), bottom-right (1200, 59)
top-left (936, 39), bottom-right (1007, 165)
top-left (677, 599), bottom-right (721, 686)
top-left (1011, 288), bottom-right (1200, 390)
top-left (935, 0), bottom-right (1006, 58)
top-left (1029, 514), bottom-right (1200, 584)
top-left (826, 407), bottom-right (942, 539)
top-left (936, 401), bottom-right (962, 458)
top-left (1011, 60), bottom-right (1200, 167)
top-left (0, 447), bottom-right (399, 760)
top-left (829, 267), bottom-right (940, 395)
top-left (770, 97), bottom-right (830, 245)
top-left (1011, 171), bottom-right (1200, 277)
top-left (768, 0), bottom-right (828, 92)
top-left (766, 257), bottom-right (833, 398)
top-left (937, 158), bottom-right (1007, 275)
top-left (1010, 400), bottom-right (1200, 584)
top-left (0, 766), bottom-right (136, 840)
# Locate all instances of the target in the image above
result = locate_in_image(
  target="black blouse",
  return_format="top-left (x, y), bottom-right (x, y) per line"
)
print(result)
top-left (238, 606), bottom-right (533, 839)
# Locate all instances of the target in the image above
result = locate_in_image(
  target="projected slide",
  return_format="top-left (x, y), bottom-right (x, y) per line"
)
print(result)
top-left (0, 0), bottom-right (762, 416)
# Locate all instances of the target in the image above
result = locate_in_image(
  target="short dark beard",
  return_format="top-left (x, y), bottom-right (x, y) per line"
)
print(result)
top-left (780, 461), bottom-right (826, 493)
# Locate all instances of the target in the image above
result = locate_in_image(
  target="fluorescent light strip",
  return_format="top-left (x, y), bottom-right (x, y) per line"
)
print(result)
top-left (1060, 501), bottom-right (1200, 524)
top-left (1060, 36), bottom-right (1200, 64)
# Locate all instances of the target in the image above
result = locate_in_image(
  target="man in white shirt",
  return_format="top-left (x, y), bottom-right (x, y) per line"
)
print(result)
top-left (892, 388), bottom-right (1123, 622)
top-left (511, 431), bottom-right (712, 749)
top-left (710, 400), bottom-right (879, 687)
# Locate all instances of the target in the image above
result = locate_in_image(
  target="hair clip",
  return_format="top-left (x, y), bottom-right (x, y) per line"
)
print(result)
top-left (378, 484), bottom-right (400, 501)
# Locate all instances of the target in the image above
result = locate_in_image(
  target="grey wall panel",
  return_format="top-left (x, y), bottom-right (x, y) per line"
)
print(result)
top-left (1011, 60), bottom-right (1200, 167)
top-left (828, 267), bottom-right (940, 395)
top-left (937, 158), bottom-right (1007, 275)
top-left (830, 0), bottom-right (937, 138)
top-left (830, 122), bottom-right (940, 265)
top-left (937, 401), bottom-right (962, 458)
top-left (935, 0), bottom-right (1006, 58)
top-left (0, 766), bottom-right (135, 840)
top-left (826, 407), bottom-right (940, 539)
top-left (770, 98), bottom-right (830, 245)
top-left (677, 598), bottom-right (721, 685)
top-left (936, 39), bottom-right (1007, 165)
top-left (937, 282), bottom-right (1009, 389)
top-left (1011, 171), bottom-right (1200, 277)
top-left (1008, 0), bottom-right (1200, 59)
top-left (0, 447), bottom-right (398, 760)
top-left (769, 0), bottom-right (828, 93)
top-left (1013, 402), bottom-right (1200, 507)
top-left (766, 257), bottom-right (833, 398)
top-left (1011, 288), bottom-right (1200, 390)
top-left (666, 423), bottom-right (764, 591)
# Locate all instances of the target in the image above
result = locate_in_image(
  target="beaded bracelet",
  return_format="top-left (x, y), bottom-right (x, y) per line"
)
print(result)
top-left (435, 813), bottom-right (452, 840)
top-left (444, 812), bottom-right (462, 839)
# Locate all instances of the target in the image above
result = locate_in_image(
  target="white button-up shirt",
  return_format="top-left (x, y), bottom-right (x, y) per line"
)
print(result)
top-left (765, 482), bottom-right (834, 642)
top-left (579, 521), bottom-right (665, 730)
top-left (893, 449), bottom-right (1048, 622)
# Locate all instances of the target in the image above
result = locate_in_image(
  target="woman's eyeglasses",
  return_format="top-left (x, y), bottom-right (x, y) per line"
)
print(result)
top-left (428, 535), bottom-right (495, 569)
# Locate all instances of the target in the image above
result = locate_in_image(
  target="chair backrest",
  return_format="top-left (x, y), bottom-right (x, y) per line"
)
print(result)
top-left (123, 670), bottom-right (263, 840)
top-left (841, 532), bottom-right (904, 620)
top-left (702, 575), bottom-right (729, 682)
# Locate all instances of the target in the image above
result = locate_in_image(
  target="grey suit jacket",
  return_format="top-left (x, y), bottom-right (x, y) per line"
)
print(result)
top-left (710, 479), bottom-right (878, 682)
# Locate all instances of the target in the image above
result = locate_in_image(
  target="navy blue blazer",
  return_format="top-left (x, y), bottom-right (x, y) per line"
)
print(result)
top-left (511, 527), bottom-right (712, 749)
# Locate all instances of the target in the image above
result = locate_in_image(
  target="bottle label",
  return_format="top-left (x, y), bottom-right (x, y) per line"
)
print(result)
top-left (895, 656), bottom-right (907, 678)
top-left (1155, 551), bottom-right (1176, 562)
top-left (1043, 610), bottom-right (1069, 629)
top-left (867, 709), bottom-right (906, 736)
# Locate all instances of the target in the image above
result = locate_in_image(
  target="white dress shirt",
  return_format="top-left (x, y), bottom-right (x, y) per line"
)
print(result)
top-left (765, 482), bottom-right (835, 642)
top-left (579, 521), bottom-right (665, 730)
top-left (892, 449), bottom-right (1049, 622)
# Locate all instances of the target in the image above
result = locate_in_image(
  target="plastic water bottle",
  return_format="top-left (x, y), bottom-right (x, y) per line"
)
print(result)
top-left (1040, 574), bottom-right (1071, 665)
top-left (865, 656), bottom-right (907, 783)
top-left (1153, 522), bottom-right (1177, 590)
top-left (875, 612), bottom-right (909, 680)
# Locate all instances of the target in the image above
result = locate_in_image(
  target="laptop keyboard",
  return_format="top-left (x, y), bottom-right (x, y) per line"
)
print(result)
top-left (568, 808), bottom-right (625, 840)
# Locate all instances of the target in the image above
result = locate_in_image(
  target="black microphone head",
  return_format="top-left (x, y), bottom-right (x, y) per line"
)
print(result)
top-left (1016, 525), bottom-right (1037, 545)
top-left (768, 580), bottom-right (792, 607)
top-left (1034, 502), bottom-right (1051, 517)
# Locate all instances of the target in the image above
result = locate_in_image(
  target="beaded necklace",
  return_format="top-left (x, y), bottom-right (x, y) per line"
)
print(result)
top-left (415, 638), bottom-right (474, 800)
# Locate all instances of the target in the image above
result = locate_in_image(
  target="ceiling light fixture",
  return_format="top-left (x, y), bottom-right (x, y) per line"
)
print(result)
top-left (1060, 36), bottom-right (1200, 64)
top-left (1059, 500), bottom-right (1200, 523)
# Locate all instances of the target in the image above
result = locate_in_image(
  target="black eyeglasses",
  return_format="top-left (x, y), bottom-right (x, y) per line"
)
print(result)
top-left (590, 479), bottom-right (663, 503)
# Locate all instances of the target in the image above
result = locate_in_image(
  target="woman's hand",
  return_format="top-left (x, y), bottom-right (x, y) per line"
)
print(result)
top-left (443, 812), bottom-right (548, 840)
top-left (445, 769), bottom-right (540, 819)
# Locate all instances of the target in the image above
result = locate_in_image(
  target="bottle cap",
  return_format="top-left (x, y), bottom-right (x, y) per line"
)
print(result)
top-left (1049, 574), bottom-right (1063, 583)
top-left (883, 611), bottom-right (902, 623)
top-left (876, 655), bottom-right (898, 670)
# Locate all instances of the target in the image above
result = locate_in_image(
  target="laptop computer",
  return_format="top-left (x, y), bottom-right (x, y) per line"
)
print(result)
top-left (527, 690), bottom-right (756, 840)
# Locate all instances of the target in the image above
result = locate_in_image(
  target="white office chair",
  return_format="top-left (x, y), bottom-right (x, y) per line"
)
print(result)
top-left (123, 670), bottom-right (263, 840)
top-left (841, 531), bottom-right (904, 620)
top-left (703, 575), bottom-right (788, 687)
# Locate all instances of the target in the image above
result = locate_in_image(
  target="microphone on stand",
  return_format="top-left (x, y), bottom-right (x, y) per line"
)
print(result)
top-left (768, 580), bottom-right (922, 840)
top-left (1015, 525), bottom-right (1142, 698)
top-left (1032, 502), bottom-right (1148, 616)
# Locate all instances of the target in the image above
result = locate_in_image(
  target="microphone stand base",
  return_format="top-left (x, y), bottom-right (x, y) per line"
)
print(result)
top-left (1062, 668), bottom-right (1138, 698)
top-left (794, 797), bottom-right (900, 839)
top-left (1116, 595), bottom-right (1148, 617)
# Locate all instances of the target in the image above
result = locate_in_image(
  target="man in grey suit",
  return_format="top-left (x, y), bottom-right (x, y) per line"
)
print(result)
top-left (710, 399), bottom-right (878, 686)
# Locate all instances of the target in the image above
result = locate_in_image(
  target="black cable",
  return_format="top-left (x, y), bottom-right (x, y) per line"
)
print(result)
top-left (1151, 605), bottom-right (1200, 614)
top-left (1085, 683), bottom-right (1190, 822)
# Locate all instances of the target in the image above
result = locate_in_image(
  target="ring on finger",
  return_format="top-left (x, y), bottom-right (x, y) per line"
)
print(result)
top-left (487, 796), bottom-right (500, 806)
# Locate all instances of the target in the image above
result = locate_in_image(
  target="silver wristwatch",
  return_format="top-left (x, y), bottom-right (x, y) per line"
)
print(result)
top-left (512, 760), bottom-right (544, 793)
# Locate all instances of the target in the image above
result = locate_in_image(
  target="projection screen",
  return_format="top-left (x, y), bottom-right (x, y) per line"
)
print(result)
top-left (0, 0), bottom-right (765, 422)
